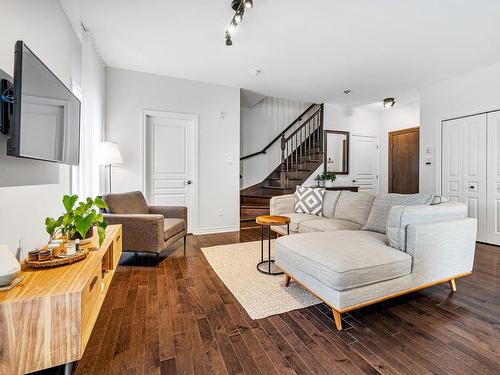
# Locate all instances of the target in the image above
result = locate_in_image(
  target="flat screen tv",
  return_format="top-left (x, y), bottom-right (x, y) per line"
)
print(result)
top-left (7, 41), bottom-right (80, 165)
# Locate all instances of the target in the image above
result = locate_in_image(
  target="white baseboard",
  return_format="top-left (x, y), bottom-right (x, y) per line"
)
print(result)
top-left (195, 225), bottom-right (240, 235)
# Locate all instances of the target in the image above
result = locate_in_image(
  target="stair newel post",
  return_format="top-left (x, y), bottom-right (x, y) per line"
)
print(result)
top-left (319, 106), bottom-right (324, 152)
top-left (280, 133), bottom-right (286, 179)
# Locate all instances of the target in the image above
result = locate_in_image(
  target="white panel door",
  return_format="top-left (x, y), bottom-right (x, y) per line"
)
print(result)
top-left (442, 114), bottom-right (487, 242)
top-left (350, 134), bottom-right (379, 193)
top-left (487, 111), bottom-right (500, 245)
top-left (145, 111), bottom-right (196, 233)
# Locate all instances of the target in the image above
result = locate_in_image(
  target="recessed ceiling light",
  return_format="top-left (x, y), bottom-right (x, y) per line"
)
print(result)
top-left (383, 98), bottom-right (396, 108)
top-left (249, 68), bottom-right (262, 75)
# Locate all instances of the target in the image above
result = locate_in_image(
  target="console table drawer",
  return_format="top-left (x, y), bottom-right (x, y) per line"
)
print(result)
top-left (81, 262), bottom-right (102, 339)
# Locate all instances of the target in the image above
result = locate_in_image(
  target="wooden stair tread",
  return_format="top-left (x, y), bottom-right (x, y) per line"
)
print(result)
top-left (241, 205), bottom-right (269, 209)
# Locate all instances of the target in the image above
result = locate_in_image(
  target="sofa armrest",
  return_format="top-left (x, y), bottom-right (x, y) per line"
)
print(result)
top-left (270, 194), bottom-right (296, 215)
top-left (149, 205), bottom-right (187, 222)
top-left (102, 213), bottom-right (164, 252)
top-left (406, 218), bottom-right (477, 279)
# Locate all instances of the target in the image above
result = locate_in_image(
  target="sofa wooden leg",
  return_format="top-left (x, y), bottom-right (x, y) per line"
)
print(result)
top-left (156, 253), bottom-right (160, 267)
top-left (449, 278), bottom-right (457, 292)
top-left (183, 236), bottom-right (187, 256)
top-left (284, 274), bottom-right (291, 287)
top-left (332, 309), bottom-right (343, 331)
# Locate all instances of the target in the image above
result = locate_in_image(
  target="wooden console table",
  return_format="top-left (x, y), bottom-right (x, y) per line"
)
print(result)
top-left (0, 225), bottom-right (122, 375)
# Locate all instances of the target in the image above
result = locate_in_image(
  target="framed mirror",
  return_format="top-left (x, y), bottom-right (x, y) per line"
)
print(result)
top-left (324, 130), bottom-right (349, 174)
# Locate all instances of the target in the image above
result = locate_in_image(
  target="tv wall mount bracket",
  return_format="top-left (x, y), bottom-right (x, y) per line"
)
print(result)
top-left (0, 69), bottom-right (14, 135)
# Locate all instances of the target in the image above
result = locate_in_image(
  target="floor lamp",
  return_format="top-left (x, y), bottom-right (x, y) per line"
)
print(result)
top-left (98, 141), bottom-right (123, 193)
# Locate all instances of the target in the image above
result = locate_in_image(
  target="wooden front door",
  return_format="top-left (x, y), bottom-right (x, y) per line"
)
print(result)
top-left (388, 127), bottom-right (419, 194)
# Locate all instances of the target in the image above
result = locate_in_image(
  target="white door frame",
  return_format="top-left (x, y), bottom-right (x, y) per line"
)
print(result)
top-left (350, 133), bottom-right (380, 194)
top-left (140, 109), bottom-right (199, 234)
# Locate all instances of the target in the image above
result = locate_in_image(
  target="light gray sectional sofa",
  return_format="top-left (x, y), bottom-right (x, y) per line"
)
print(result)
top-left (270, 190), bottom-right (477, 330)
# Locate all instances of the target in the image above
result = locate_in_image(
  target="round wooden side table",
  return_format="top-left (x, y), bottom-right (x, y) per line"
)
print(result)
top-left (255, 215), bottom-right (290, 275)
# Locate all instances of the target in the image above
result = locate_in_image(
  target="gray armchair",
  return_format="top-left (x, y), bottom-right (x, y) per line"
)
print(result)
top-left (102, 191), bottom-right (187, 263)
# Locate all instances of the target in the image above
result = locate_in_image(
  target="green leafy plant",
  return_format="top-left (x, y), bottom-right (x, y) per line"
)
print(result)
top-left (321, 171), bottom-right (337, 182)
top-left (45, 195), bottom-right (109, 246)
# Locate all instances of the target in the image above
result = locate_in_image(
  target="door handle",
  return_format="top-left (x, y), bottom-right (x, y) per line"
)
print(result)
top-left (352, 179), bottom-right (357, 183)
top-left (186, 180), bottom-right (193, 185)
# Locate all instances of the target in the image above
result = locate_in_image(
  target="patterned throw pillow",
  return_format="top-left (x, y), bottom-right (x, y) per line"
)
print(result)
top-left (362, 193), bottom-right (434, 234)
top-left (294, 186), bottom-right (325, 216)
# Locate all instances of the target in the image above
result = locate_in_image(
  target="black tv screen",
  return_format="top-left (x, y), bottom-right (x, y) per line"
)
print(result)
top-left (7, 41), bottom-right (80, 165)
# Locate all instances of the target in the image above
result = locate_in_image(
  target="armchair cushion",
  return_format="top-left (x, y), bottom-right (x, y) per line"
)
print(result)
top-left (150, 205), bottom-right (187, 222)
top-left (164, 218), bottom-right (185, 240)
top-left (103, 191), bottom-right (149, 214)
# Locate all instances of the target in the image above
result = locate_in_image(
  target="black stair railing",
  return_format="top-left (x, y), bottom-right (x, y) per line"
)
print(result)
top-left (240, 103), bottom-right (319, 161)
top-left (280, 104), bottom-right (324, 176)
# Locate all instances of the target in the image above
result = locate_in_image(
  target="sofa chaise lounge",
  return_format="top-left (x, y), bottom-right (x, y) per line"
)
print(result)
top-left (270, 190), bottom-right (477, 330)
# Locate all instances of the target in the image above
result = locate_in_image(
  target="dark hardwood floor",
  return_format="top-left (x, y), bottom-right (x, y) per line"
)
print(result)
top-left (41, 230), bottom-right (499, 375)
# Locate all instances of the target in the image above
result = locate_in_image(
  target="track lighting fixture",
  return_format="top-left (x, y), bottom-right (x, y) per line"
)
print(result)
top-left (383, 98), bottom-right (396, 108)
top-left (234, 12), bottom-right (243, 24)
top-left (225, 0), bottom-right (254, 46)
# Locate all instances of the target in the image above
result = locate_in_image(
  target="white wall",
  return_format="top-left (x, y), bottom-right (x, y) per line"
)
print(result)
top-left (0, 0), bottom-right (81, 255)
top-left (420, 62), bottom-right (500, 194)
top-left (303, 101), bottom-right (420, 193)
top-left (241, 97), bottom-right (309, 188)
top-left (106, 67), bottom-right (240, 234)
top-left (379, 101), bottom-right (420, 193)
top-left (303, 103), bottom-right (382, 187)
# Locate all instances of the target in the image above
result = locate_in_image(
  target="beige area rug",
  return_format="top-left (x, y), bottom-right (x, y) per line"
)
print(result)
top-left (201, 240), bottom-right (320, 319)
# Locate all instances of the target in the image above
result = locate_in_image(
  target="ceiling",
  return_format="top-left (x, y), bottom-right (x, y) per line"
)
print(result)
top-left (59, 0), bottom-right (500, 105)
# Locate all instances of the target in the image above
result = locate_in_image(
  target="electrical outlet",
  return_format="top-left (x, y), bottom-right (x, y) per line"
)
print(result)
top-left (217, 208), bottom-right (223, 216)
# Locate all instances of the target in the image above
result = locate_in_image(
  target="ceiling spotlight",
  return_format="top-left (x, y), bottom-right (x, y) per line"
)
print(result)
top-left (226, 36), bottom-right (233, 46)
top-left (383, 98), bottom-right (395, 108)
top-left (225, 0), bottom-right (254, 46)
top-left (343, 89), bottom-right (351, 95)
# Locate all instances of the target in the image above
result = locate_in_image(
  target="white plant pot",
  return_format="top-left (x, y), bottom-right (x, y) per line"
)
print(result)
top-left (0, 245), bottom-right (20, 287)
top-left (325, 180), bottom-right (335, 188)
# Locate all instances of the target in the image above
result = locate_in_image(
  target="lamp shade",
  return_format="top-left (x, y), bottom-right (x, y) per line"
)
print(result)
top-left (98, 142), bottom-right (123, 166)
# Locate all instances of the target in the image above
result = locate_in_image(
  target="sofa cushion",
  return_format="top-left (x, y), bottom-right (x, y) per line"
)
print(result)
top-left (274, 212), bottom-right (322, 233)
top-left (294, 186), bottom-right (325, 216)
top-left (299, 218), bottom-right (362, 233)
top-left (386, 201), bottom-right (467, 251)
top-left (164, 218), bottom-right (185, 240)
top-left (322, 191), bottom-right (341, 219)
top-left (275, 231), bottom-right (412, 291)
top-left (334, 191), bottom-right (376, 225)
top-left (362, 193), bottom-right (434, 234)
top-left (103, 191), bottom-right (149, 214)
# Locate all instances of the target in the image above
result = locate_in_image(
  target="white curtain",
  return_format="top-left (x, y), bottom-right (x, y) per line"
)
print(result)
top-left (74, 31), bottom-right (105, 198)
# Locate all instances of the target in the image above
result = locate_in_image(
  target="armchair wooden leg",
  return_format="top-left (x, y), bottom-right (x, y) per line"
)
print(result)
top-left (284, 274), bottom-right (291, 287)
top-left (156, 253), bottom-right (160, 267)
top-left (449, 278), bottom-right (457, 292)
top-left (332, 309), bottom-right (343, 331)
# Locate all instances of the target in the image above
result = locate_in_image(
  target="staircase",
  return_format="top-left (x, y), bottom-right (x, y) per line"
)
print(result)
top-left (240, 103), bottom-right (324, 229)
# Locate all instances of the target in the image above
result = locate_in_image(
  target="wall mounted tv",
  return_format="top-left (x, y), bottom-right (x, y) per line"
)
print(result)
top-left (0, 41), bottom-right (80, 165)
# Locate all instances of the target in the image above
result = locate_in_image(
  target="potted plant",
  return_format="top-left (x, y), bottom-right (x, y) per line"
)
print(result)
top-left (45, 195), bottom-right (109, 246)
top-left (315, 174), bottom-right (325, 187)
top-left (321, 171), bottom-right (337, 187)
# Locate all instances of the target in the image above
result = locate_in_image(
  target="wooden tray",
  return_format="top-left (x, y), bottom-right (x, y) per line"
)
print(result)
top-left (25, 248), bottom-right (89, 269)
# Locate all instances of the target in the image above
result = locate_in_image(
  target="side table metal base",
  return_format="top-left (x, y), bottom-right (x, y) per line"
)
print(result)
top-left (257, 260), bottom-right (283, 276)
